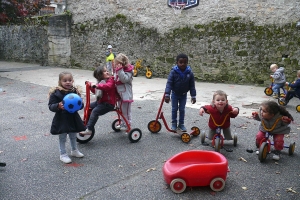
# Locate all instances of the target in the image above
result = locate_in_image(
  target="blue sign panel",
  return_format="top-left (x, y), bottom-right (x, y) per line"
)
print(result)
top-left (167, 0), bottom-right (199, 10)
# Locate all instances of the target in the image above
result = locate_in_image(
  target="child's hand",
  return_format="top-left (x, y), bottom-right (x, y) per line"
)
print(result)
top-left (199, 108), bottom-right (205, 116)
top-left (58, 102), bottom-right (64, 110)
top-left (232, 108), bottom-right (239, 115)
top-left (252, 111), bottom-right (258, 118)
top-left (285, 82), bottom-right (290, 86)
top-left (164, 96), bottom-right (170, 103)
top-left (282, 116), bottom-right (292, 123)
top-left (191, 98), bottom-right (196, 104)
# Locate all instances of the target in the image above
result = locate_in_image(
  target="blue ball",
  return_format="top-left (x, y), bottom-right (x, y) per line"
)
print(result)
top-left (63, 93), bottom-right (82, 113)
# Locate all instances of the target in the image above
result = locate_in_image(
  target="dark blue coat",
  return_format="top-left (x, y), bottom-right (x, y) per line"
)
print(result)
top-left (48, 89), bottom-right (85, 135)
top-left (165, 66), bottom-right (196, 97)
top-left (289, 78), bottom-right (300, 97)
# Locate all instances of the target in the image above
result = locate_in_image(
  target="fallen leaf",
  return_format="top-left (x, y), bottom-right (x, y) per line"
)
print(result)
top-left (286, 187), bottom-right (297, 193)
top-left (239, 157), bottom-right (247, 162)
top-left (242, 187), bottom-right (247, 190)
top-left (118, 165), bottom-right (123, 168)
top-left (146, 167), bottom-right (156, 172)
top-left (275, 171), bottom-right (281, 174)
top-left (18, 116), bottom-right (25, 119)
top-left (21, 158), bottom-right (27, 162)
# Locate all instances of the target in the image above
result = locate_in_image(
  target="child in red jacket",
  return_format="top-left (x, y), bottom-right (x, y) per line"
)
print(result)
top-left (199, 90), bottom-right (239, 140)
top-left (80, 66), bottom-right (117, 135)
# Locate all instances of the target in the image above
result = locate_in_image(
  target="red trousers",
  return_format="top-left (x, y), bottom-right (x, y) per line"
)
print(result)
top-left (256, 131), bottom-right (284, 151)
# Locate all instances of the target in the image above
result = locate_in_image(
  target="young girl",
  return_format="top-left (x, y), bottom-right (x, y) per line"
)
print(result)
top-left (199, 90), bottom-right (239, 140)
top-left (114, 53), bottom-right (134, 131)
top-left (48, 71), bottom-right (85, 164)
top-left (80, 66), bottom-right (117, 135)
top-left (252, 101), bottom-right (293, 161)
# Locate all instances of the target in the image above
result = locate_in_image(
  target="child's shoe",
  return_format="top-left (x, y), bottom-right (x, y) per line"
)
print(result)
top-left (272, 93), bottom-right (279, 99)
top-left (178, 124), bottom-right (187, 132)
top-left (60, 154), bottom-right (72, 164)
top-left (171, 123), bottom-right (177, 131)
top-left (272, 150), bottom-right (281, 161)
top-left (71, 150), bottom-right (84, 158)
top-left (80, 129), bottom-right (92, 135)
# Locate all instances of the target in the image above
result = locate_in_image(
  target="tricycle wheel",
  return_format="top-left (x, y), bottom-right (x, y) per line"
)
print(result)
top-left (191, 126), bottom-right (200, 136)
top-left (233, 133), bottom-right (237, 147)
top-left (145, 69), bottom-right (152, 79)
top-left (278, 98), bottom-right (286, 106)
top-left (200, 131), bottom-right (206, 144)
top-left (77, 127), bottom-right (95, 144)
top-left (264, 88), bottom-right (273, 96)
top-left (128, 128), bottom-right (142, 143)
top-left (181, 133), bottom-right (191, 143)
top-left (133, 68), bottom-right (138, 77)
top-left (170, 178), bottom-right (186, 194)
top-left (112, 119), bottom-right (121, 132)
top-left (214, 137), bottom-right (221, 152)
top-left (147, 120), bottom-right (161, 133)
top-left (296, 105), bottom-right (300, 112)
top-left (210, 177), bottom-right (225, 192)
top-left (258, 142), bottom-right (268, 162)
top-left (289, 142), bottom-right (295, 155)
top-left (280, 93), bottom-right (285, 98)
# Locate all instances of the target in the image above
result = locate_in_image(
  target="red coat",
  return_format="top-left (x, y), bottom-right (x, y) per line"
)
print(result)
top-left (201, 104), bottom-right (238, 130)
top-left (91, 77), bottom-right (117, 106)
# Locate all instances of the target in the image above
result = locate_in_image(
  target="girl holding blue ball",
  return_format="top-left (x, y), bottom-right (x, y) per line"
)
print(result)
top-left (48, 71), bottom-right (85, 164)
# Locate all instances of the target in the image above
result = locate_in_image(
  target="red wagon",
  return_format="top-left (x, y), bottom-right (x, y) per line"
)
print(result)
top-left (163, 150), bottom-right (229, 193)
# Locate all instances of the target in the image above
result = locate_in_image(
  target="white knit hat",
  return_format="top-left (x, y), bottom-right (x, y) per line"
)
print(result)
top-left (107, 45), bottom-right (112, 49)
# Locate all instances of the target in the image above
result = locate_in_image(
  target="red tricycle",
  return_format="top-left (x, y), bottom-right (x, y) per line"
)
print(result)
top-left (163, 150), bottom-right (229, 193)
top-left (200, 112), bottom-right (237, 152)
top-left (147, 93), bottom-right (200, 143)
top-left (76, 81), bottom-right (142, 143)
top-left (257, 117), bottom-right (295, 162)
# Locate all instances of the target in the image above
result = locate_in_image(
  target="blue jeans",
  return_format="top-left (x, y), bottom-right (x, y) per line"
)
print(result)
top-left (59, 132), bottom-right (77, 155)
top-left (272, 83), bottom-right (285, 95)
top-left (171, 92), bottom-right (187, 125)
top-left (87, 102), bottom-right (114, 130)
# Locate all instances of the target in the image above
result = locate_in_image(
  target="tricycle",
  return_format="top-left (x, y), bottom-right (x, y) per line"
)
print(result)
top-left (163, 150), bottom-right (229, 193)
top-left (76, 81), bottom-right (142, 143)
top-left (264, 77), bottom-right (288, 97)
top-left (147, 93), bottom-right (200, 143)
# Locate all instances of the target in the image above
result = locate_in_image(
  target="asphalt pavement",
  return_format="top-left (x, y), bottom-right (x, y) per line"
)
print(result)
top-left (0, 61), bottom-right (299, 200)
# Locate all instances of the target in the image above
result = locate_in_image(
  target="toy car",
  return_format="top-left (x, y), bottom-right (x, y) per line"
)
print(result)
top-left (163, 150), bottom-right (229, 193)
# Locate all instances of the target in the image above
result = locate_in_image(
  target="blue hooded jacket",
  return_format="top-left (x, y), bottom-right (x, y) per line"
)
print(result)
top-left (165, 65), bottom-right (196, 98)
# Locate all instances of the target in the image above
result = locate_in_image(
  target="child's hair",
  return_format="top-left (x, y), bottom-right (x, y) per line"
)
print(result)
top-left (93, 66), bottom-right (107, 81)
top-left (176, 53), bottom-right (188, 63)
top-left (58, 71), bottom-right (73, 87)
top-left (261, 101), bottom-right (294, 121)
top-left (213, 90), bottom-right (228, 100)
top-left (270, 64), bottom-right (278, 70)
top-left (114, 53), bottom-right (129, 66)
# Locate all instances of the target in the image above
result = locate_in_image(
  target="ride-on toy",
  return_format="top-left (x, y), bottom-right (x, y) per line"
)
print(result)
top-left (133, 59), bottom-right (153, 79)
top-left (257, 117), bottom-right (295, 162)
top-left (163, 150), bottom-right (229, 193)
top-left (200, 112), bottom-right (237, 152)
top-left (147, 93), bottom-right (200, 143)
top-left (76, 81), bottom-right (142, 144)
top-left (264, 77), bottom-right (287, 97)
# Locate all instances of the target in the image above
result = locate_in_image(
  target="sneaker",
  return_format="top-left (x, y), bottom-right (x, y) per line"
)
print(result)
top-left (80, 129), bottom-right (92, 135)
top-left (71, 150), bottom-right (84, 158)
top-left (272, 94), bottom-right (279, 99)
top-left (272, 151), bottom-right (281, 161)
top-left (171, 123), bottom-right (177, 131)
top-left (178, 124), bottom-right (187, 132)
top-left (60, 154), bottom-right (72, 164)
top-left (256, 150), bottom-right (259, 155)
top-left (120, 124), bottom-right (128, 131)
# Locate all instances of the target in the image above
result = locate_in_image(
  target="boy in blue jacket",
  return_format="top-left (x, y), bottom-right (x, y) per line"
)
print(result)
top-left (165, 53), bottom-right (196, 131)
top-left (283, 70), bottom-right (300, 105)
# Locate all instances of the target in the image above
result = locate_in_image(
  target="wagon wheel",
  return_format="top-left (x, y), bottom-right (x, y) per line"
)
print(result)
top-left (289, 142), bottom-right (295, 155)
top-left (128, 128), bottom-right (142, 143)
top-left (210, 177), bottom-right (225, 192)
top-left (181, 133), bottom-right (191, 143)
top-left (264, 88), bottom-right (273, 96)
top-left (147, 120), bottom-right (162, 133)
top-left (191, 126), bottom-right (200, 136)
top-left (77, 127), bottom-right (95, 144)
top-left (258, 142), bottom-right (268, 162)
top-left (170, 178), bottom-right (186, 194)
